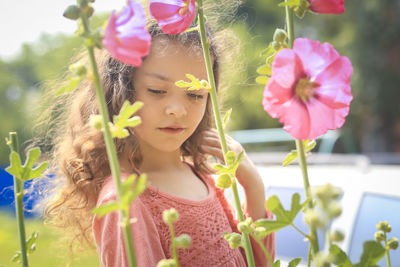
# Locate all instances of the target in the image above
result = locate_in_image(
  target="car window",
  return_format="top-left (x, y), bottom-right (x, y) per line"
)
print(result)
top-left (265, 187), bottom-right (325, 262)
top-left (348, 193), bottom-right (400, 266)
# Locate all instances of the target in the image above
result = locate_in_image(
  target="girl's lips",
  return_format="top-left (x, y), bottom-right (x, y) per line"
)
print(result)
top-left (159, 127), bottom-right (185, 134)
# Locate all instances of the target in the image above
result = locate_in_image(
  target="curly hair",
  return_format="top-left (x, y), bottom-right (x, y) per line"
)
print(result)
top-left (28, 20), bottom-right (225, 255)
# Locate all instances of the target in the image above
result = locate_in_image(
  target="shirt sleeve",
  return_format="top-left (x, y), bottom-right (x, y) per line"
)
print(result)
top-left (213, 184), bottom-right (276, 267)
top-left (92, 193), bottom-right (166, 267)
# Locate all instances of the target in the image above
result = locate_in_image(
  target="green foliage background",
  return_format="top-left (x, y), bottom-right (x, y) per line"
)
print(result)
top-left (1, 0), bottom-right (400, 164)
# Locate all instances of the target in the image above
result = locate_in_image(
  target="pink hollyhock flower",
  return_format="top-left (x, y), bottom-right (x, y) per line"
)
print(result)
top-left (263, 38), bottom-right (353, 140)
top-left (149, 0), bottom-right (196, 34)
top-left (102, 0), bottom-right (151, 66)
top-left (308, 0), bottom-right (345, 14)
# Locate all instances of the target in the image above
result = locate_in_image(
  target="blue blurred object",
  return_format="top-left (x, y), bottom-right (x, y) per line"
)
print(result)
top-left (0, 166), bottom-right (40, 217)
top-left (348, 193), bottom-right (400, 267)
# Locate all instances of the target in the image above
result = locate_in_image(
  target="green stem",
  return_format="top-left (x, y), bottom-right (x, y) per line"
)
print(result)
top-left (9, 132), bottom-right (29, 267)
top-left (251, 234), bottom-right (273, 266)
top-left (285, 1), bottom-right (320, 255)
top-left (169, 224), bottom-right (179, 267)
top-left (384, 235), bottom-right (391, 267)
top-left (291, 223), bottom-right (311, 239)
top-left (81, 17), bottom-right (137, 267)
top-left (307, 243), bottom-right (311, 267)
top-left (196, 1), bottom-right (256, 267)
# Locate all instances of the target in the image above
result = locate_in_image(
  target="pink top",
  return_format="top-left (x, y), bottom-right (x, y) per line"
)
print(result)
top-left (92, 167), bottom-right (275, 267)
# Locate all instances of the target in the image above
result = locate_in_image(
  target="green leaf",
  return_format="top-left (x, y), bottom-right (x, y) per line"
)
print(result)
top-left (282, 150), bottom-right (298, 166)
top-left (260, 43), bottom-right (275, 57)
top-left (111, 100), bottom-right (143, 139)
top-left (256, 65), bottom-right (272, 76)
top-left (255, 193), bottom-right (308, 234)
top-left (5, 151), bottom-right (23, 179)
top-left (11, 251), bottom-right (21, 263)
top-left (288, 258), bottom-right (302, 267)
top-left (121, 174), bottom-right (147, 207)
top-left (330, 244), bottom-right (354, 267)
top-left (278, 0), bottom-right (300, 7)
top-left (272, 259), bottom-right (281, 267)
top-left (175, 74), bottom-right (210, 91)
top-left (304, 140), bottom-right (316, 152)
top-left (92, 202), bottom-right (121, 218)
top-left (223, 108), bottom-right (232, 129)
top-left (29, 162), bottom-right (49, 181)
top-left (256, 76), bottom-right (270, 85)
top-left (354, 241), bottom-right (385, 267)
top-left (56, 76), bottom-right (81, 95)
top-left (226, 151), bottom-right (236, 167)
top-left (26, 231), bottom-right (39, 254)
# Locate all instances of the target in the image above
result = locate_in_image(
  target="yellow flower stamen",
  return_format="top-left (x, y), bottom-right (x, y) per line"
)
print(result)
top-left (178, 0), bottom-right (190, 16)
top-left (295, 78), bottom-right (319, 102)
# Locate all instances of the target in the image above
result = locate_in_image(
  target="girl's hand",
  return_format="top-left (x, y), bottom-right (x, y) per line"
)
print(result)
top-left (200, 128), bottom-right (263, 190)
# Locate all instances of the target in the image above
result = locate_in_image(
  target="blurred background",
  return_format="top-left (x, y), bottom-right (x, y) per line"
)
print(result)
top-left (1, 0), bottom-right (400, 266)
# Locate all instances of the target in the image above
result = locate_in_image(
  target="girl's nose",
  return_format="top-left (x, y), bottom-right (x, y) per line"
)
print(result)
top-left (165, 101), bottom-right (187, 117)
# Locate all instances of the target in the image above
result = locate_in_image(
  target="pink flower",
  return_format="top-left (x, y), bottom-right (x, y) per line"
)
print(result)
top-left (149, 0), bottom-right (196, 34)
top-left (308, 0), bottom-right (345, 14)
top-left (262, 38), bottom-right (353, 140)
top-left (102, 0), bottom-right (151, 66)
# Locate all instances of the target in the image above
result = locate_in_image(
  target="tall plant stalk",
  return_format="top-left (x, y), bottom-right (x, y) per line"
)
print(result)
top-left (196, 1), bottom-right (256, 266)
top-left (9, 132), bottom-right (29, 267)
top-left (80, 16), bottom-right (137, 267)
top-left (285, 1), bottom-right (320, 254)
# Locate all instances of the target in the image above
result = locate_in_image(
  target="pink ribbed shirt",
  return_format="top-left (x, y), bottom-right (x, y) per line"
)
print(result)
top-left (92, 168), bottom-right (275, 267)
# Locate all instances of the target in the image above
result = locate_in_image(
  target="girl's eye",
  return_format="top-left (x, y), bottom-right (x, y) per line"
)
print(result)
top-left (187, 92), bottom-right (204, 100)
top-left (147, 88), bottom-right (166, 95)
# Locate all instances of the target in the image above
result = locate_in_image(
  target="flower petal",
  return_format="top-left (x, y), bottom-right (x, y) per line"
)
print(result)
top-left (293, 38), bottom-right (340, 79)
top-left (278, 98), bottom-right (311, 140)
top-left (263, 79), bottom-right (294, 118)
top-left (309, 0), bottom-right (345, 14)
top-left (272, 48), bottom-right (305, 89)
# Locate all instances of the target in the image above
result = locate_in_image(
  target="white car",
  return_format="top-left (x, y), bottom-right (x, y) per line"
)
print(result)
top-left (226, 153), bottom-right (400, 266)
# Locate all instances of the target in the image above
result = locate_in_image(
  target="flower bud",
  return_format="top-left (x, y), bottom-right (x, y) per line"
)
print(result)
top-left (314, 183), bottom-right (342, 203)
top-left (376, 221), bottom-right (392, 233)
top-left (273, 29), bottom-right (287, 43)
top-left (69, 63), bottom-right (87, 77)
top-left (326, 202), bottom-right (342, 219)
top-left (89, 115), bottom-right (103, 130)
top-left (223, 233), bottom-right (242, 249)
top-left (374, 231), bottom-right (385, 242)
top-left (387, 237), bottom-right (399, 250)
top-left (254, 227), bottom-right (268, 239)
top-left (156, 259), bottom-right (176, 267)
top-left (313, 252), bottom-right (331, 267)
top-left (163, 208), bottom-right (179, 225)
top-left (63, 5), bottom-right (81, 20)
top-left (175, 234), bottom-right (191, 249)
top-left (82, 6), bottom-right (94, 18)
top-left (304, 209), bottom-right (326, 228)
top-left (216, 174), bottom-right (231, 189)
top-left (329, 230), bottom-right (344, 242)
top-left (77, 0), bottom-right (89, 7)
top-left (238, 222), bottom-right (252, 234)
top-left (271, 41), bottom-right (281, 51)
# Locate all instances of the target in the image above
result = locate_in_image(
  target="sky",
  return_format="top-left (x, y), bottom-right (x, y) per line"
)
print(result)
top-left (0, 0), bottom-right (126, 60)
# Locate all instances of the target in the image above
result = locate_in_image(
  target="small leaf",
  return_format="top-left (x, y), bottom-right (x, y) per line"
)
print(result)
top-left (272, 259), bottom-right (281, 267)
top-left (354, 241), bottom-right (385, 267)
top-left (56, 76), bottom-right (81, 95)
top-left (288, 257), bottom-right (302, 267)
top-left (256, 65), bottom-right (272, 76)
top-left (175, 74), bottom-right (210, 91)
top-left (5, 151), bottom-right (23, 179)
top-left (304, 140), bottom-right (316, 152)
top-left (223, 108), bottom-right (232, 129)
top-left (11, 251), bottom-right (21, 263)
top-left (256, 76), bottom-right (270, 85)
top-left (26, 231), bottom-right (39, 254)
top-left (225, 151), bottom-right (236, 167)
top-left (330, 244), bottom-right (353, 267)
top-left (92, 202), bottom-right (121, 218)
top-left (282, 150), bottom-right (298, 166)
top-left (260, 43), bottom-right (275, 57)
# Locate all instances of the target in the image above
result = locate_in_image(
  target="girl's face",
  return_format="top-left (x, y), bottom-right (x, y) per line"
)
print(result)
top-left (132, 39), bottom-right (209, 154)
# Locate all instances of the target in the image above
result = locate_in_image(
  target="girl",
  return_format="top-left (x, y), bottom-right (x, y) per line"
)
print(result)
top-left (39, 21), bottom-right (275, 266)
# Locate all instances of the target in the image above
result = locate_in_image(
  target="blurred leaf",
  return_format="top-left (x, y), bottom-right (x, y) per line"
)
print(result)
top-left (56, 76), bottom-right (81, 95)
top-left (5, 148), bottom-right (48, 181)
top-left (92, 202), bottom-right (121, 218)
top-left (223, 108), bottom-right (232, 129)
top-left (330, 244), bottom-right (353, 267)
top-left (175, 74), bottom-right (210, 91)
top-left (256, 76), bottom-right (270, 85)
top-left (354, 241), bottom-right (385, 267)
top-left (256, 65), bottom-right (272, 76)
top-left (110, 100), bottom-right (143, 139)
top-left (282, 140), bottom-right (316, 166)
top-left (272, 259), bottom-right (280, 267)
top-left (288, 258), bottom-right (302, 267)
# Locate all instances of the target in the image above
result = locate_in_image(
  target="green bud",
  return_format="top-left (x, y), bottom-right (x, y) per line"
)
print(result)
top-left (326, 202), bottom-right (342, 219)
top-left (175, 234), bottom-right (191, 249)
top-left (77, 0), bottom-right (89, 7)
top-left (313, 252), bottom-right (331, 267)
top-left (63, 5), bottom-right (81, 20)
top-left (314, 183), bottom-right (342, 203)
top-left (156, 259), bottom-right (176, 267)
top-left (89, 115), bottom-right (103, 130)
top-left (273, 29), bottom-right (287, 43)
top-left (82, 6), bottom-right (94, 18)
top-left (216, 174), bottom-right (231, 189)
top-left (387, 237), bottom-right (399, 250)
top-left (162, 208), bottom-right (179, 225)
top-left (375, 231), bottom-right (385, 242)
top-left (237, 222), bottom-right (252, 234)
top-left (376, 221), bottom-right (392, 233)
top-left (329, 230), bottom-right (344, 242)
top-left (69, 63), bottom-right (87, 77)
top-left (271, 41), bottom-right (281, 51)
top-left (223, 233), bottom-right (242, 249)
top-left (304, 209), bottom-right (326, 229)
